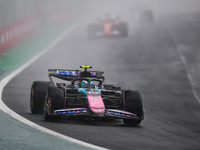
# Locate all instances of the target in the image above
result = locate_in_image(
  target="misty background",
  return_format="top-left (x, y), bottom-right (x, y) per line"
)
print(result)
top-left (1, 1), bottom-right (200, 149)
top-left (0, 0), bottom-right (200, 28)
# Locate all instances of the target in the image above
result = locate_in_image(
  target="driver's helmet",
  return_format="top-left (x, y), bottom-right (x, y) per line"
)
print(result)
top-left (81, 80), bottom-right (89, 88)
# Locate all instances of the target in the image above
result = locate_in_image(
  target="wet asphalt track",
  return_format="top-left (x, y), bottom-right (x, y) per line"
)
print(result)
top-left (2, 20), bottom-right (200, 150)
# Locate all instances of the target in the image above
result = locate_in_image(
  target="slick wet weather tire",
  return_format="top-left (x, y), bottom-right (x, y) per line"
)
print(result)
top-left (123, 90), bottom-right (144, 126)
top-left (30, 81), bottom-right (53, 114)
top-left (44, 86), bottom-right (64, 121)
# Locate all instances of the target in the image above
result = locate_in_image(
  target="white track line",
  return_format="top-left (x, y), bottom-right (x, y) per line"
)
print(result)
top-left (179, 52), bottom-right (200, 103)
top-left (0, 25), bottom-right (109, 150)
top-left (165, 25), bottom-right (200, 103)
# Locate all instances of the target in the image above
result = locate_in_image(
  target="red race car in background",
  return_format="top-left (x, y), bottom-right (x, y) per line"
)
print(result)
top-left (88, 14), bottom-right (128, 38)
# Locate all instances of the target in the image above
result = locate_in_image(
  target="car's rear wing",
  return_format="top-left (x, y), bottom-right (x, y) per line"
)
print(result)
top-left (49, 69), bottom-right (80, 77)
top-left (48, 69), bottom-right (104, 82)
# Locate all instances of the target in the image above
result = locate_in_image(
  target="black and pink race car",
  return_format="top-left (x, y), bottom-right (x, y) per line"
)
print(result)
top-left (88, 15), bottom-right (128, 38)
top-left (30, 66), bottom-right (144, 125)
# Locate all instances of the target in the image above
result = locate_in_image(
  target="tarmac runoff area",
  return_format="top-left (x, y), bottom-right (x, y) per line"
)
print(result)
top-left (0, 24), bottom-right (107, 150)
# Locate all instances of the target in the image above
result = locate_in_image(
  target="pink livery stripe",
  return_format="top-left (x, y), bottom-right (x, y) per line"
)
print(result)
top-left (88, 96), bottom-right (105, 113)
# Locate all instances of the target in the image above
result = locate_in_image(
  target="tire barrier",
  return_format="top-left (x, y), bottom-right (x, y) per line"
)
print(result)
top-left (0, 14), bottom-right (40, 56)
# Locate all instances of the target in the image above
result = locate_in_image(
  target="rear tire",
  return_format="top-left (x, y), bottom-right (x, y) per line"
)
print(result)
top-left (44, 86), bottom-right (64, 121)
top-left (123, 90), bottom-right (144, 126)
top-left (30, 81), bottom-right (53, 114)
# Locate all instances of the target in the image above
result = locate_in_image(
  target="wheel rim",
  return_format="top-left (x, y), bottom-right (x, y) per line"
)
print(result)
top-left (43, 101), bottom-right (47, 117)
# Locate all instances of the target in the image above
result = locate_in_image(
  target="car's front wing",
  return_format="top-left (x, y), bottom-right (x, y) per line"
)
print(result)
top-left (51, 108), bottom-right (141, 120)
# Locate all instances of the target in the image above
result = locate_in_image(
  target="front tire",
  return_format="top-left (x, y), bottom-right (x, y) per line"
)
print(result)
top-left (44, 86), bottom-right (64, 121)
top-left (30, 81), bottom-right (53, 114)
top-left (123, 90), bottom-right (144, 126)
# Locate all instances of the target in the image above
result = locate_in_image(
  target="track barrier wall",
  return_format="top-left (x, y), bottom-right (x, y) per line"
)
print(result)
top-left (0, 14), bottom-right (40, 56)
top-left (0, 0), bottom-right (87, 57)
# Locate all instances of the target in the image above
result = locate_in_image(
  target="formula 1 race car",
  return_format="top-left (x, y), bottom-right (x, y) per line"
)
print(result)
top-left (88, 15), bottom-right (128, 38)
top-left (30, 66), bottom-right (144, 125)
